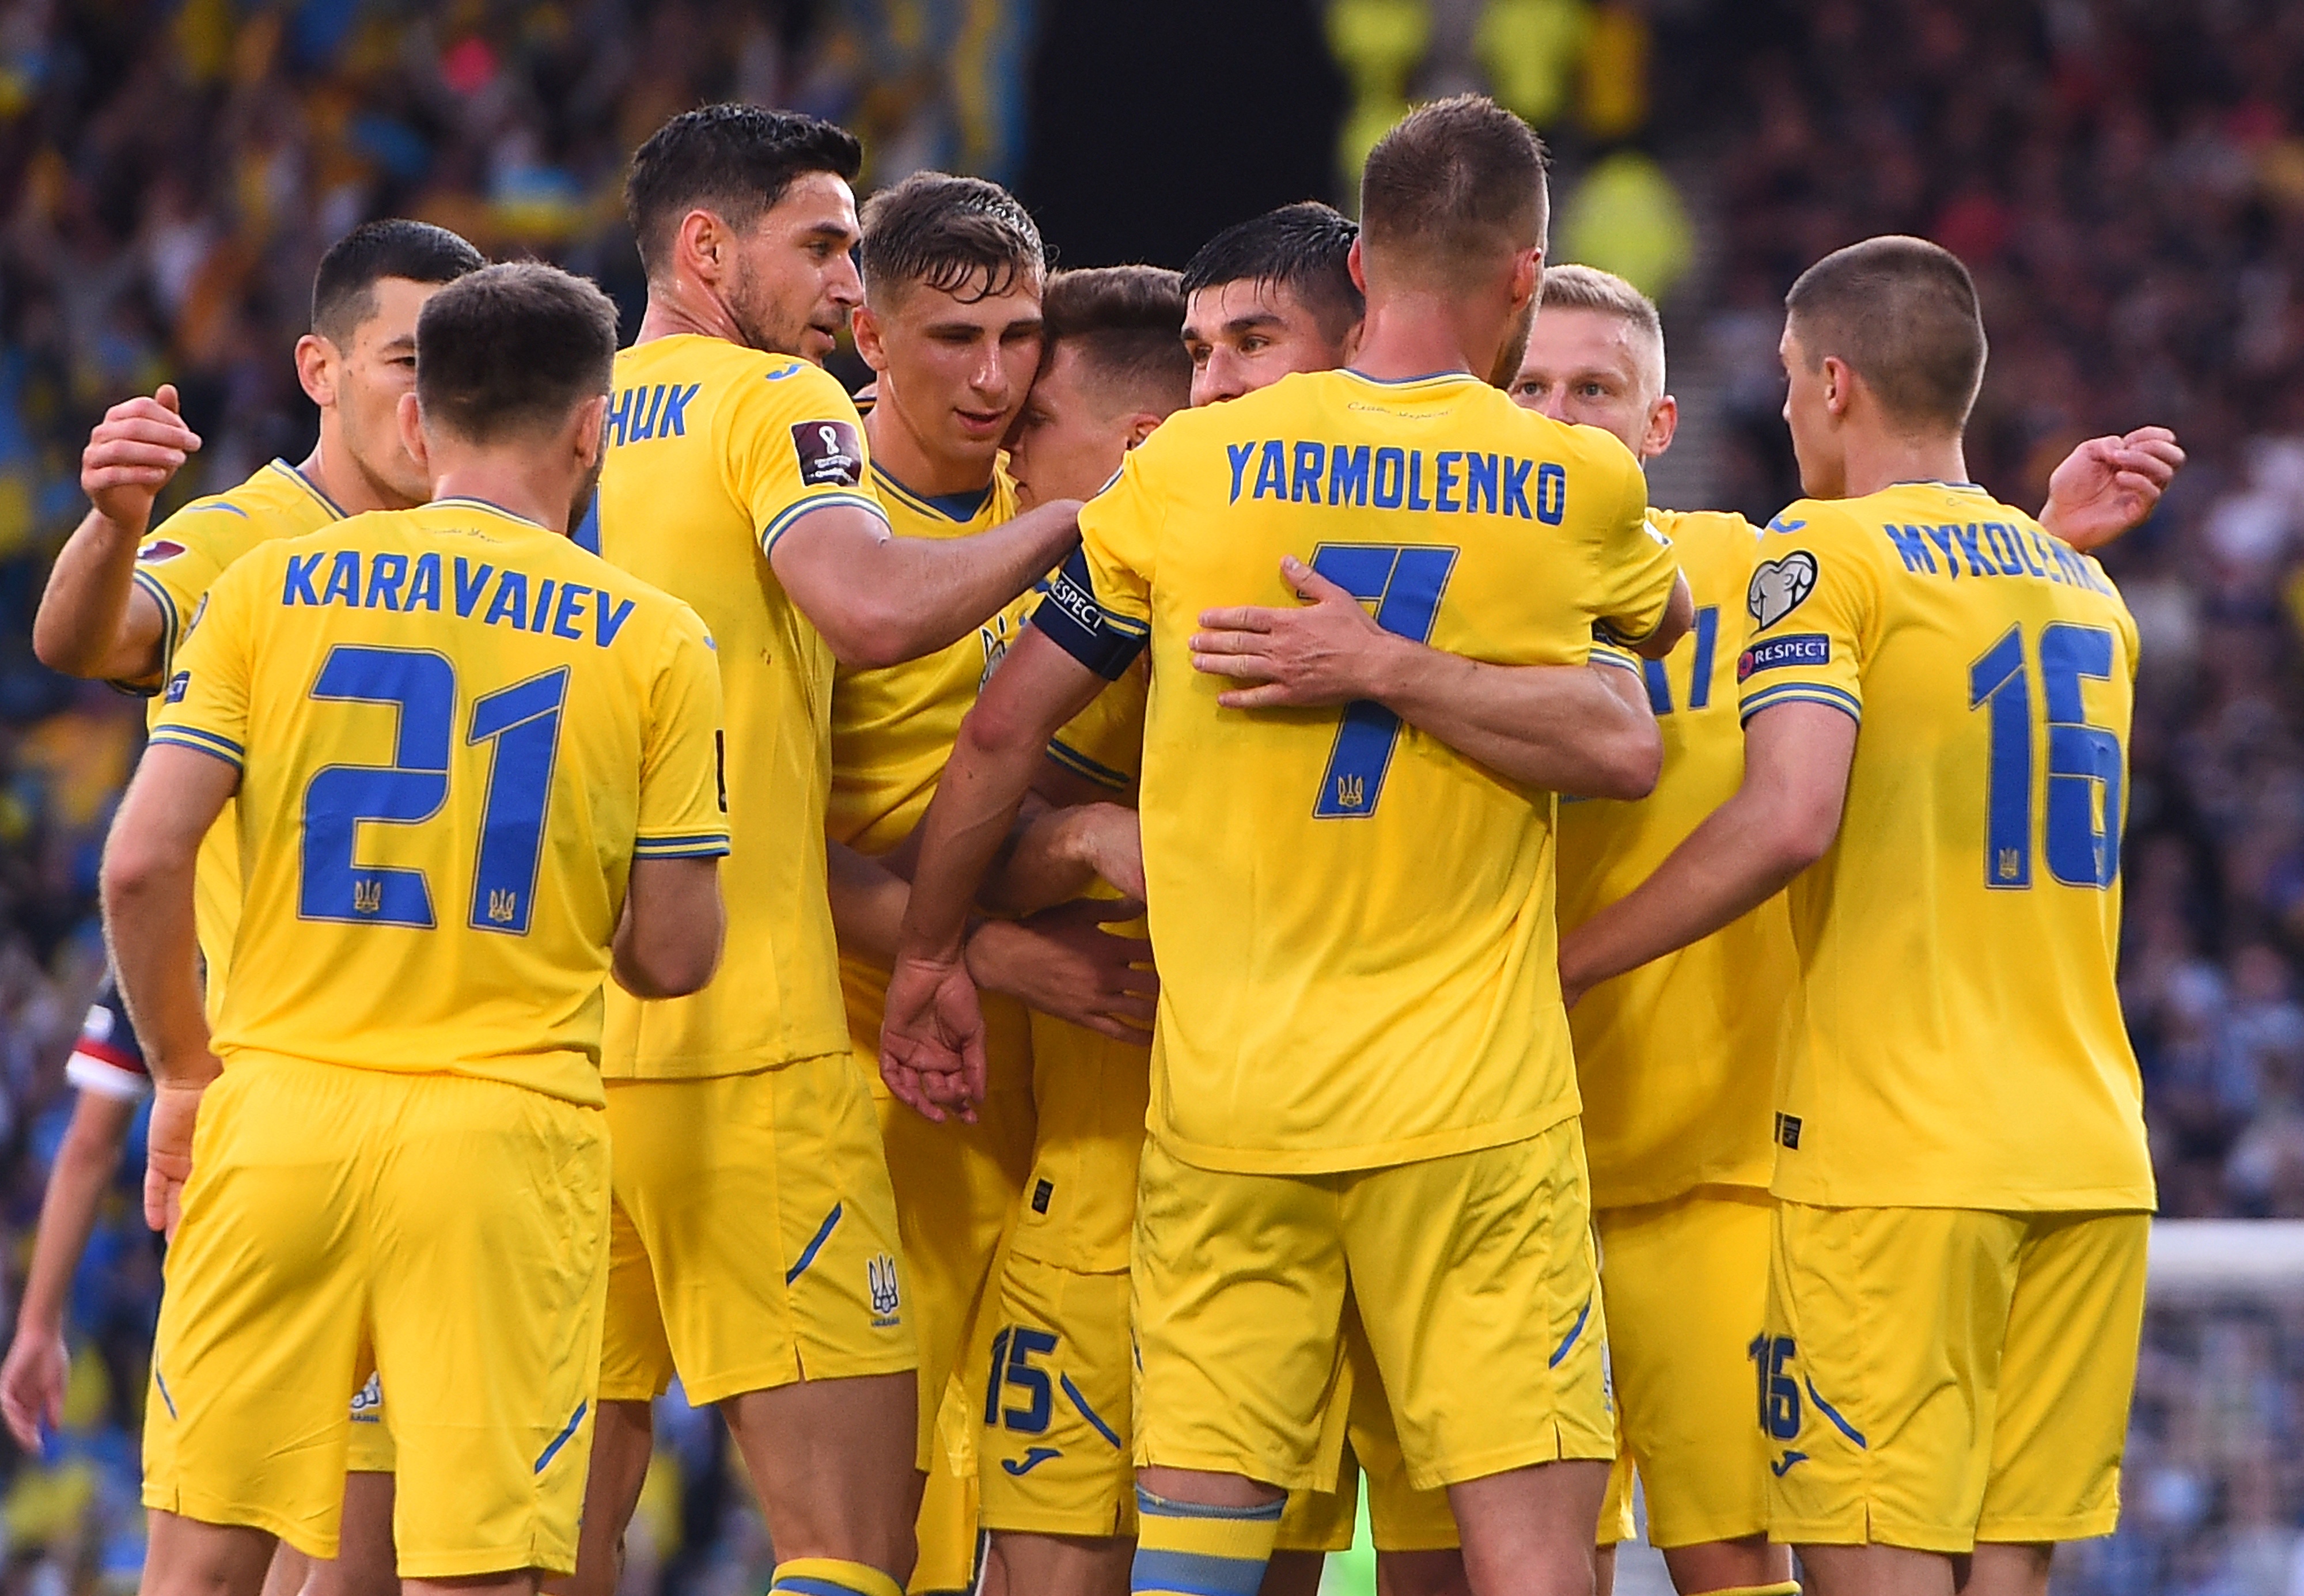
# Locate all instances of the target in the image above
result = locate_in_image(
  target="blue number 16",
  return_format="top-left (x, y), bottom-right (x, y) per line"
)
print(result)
top-left (1967, 622), bottom-right (2123, 890)
top-left (301, 644), bottom-right (568, 933)
top-left (1306, 543), bottom-right (1460, 819)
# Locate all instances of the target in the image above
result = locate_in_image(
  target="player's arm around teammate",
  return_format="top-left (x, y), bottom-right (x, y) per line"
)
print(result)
top-left (107, 263), bottom-right (726, 1596)
top-left (1560, 241), bottom-right (2155, 1596)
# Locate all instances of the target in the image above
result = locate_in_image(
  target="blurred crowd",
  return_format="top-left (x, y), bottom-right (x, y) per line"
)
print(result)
top-left (1690, 0), bottom-right (2304, 1232)
top-left (0, 0), bottom-right (2297, 1589)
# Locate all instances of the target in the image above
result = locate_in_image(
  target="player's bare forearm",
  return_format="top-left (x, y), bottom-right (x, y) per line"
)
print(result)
top-left (33, 507), bottom-right (166, 682)
top-left (14, 1093), bottom-right (136, 1337)
top-left (39, 386), bottom-right (201, 680)
top-left (978, 801), bottom-right (1144, 914)
top-left (1558, 702), bottom-right (1856, 1004)
top-left (828, 838), bottom-right (913, 966)
top-left (1372, 649), bottom-right (1661, 799)
top-left (100, 749), bottom-right (234, 1086)
top-left (898, 631), bottom-right (1111, 961)
top-left (775, 498), bottom-right (1082, 669)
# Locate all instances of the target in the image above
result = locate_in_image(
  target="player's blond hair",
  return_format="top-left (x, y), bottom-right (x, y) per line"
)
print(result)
top-left (1538, 264), bottom-right (1667, 400)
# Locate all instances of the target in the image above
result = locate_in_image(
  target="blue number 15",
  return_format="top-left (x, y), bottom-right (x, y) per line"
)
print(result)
top-left (301, 644), bottom-right (568, 933)
top-left (1306, 543), bottom-right (1460, 819)
top-left (1967, 622), bottom-right (2123, 890)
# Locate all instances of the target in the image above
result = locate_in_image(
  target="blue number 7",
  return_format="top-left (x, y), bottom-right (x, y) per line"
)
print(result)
top-left (300, 645), bottom-right (569, 933)
top-left (1307, 544), bottom-right (1460, 819)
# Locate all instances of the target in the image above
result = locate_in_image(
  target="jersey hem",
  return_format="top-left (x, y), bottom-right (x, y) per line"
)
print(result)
top-left (216, 1045), bottom-right (607, 1110)
top-left (597, 1037), bottom-right (853, 1083)
top-left (1590, 1172), bottom-right (1775, 1212)
top-left (1767, 1183), bottom-right (2158, 1213)
top-left (1150, 1102), bottom-right (1577, 1176)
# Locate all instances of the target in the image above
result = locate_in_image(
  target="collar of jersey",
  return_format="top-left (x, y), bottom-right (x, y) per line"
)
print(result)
top-left (268, 459), bottom-right (348, 519)
top-left (1888, 477), bottom-right (1988, 494)
top-left (1337, 368), bottom-right (1481, 391)
top-left (870, 461), bottom-right (992, 524)
top-left (431, 495), bottom-right (552, 533)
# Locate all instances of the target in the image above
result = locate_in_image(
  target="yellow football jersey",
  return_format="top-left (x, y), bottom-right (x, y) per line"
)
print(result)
top-left (589, 335), bottom-right (883, 1079)
top-left (828, 463), bottom-right (1029, 852)
top-left (1035, 368), bottom-right (1676, 1173)
top-left (829, 461), bottom-right (1035, 1093)
top-left (1045, 656), bottom-right (1150, 798)
top-left (1558, 508), bottom-right (1791, 1207)
top-left (129, 459), bottom-right (346, 1017)
top-left (150, 499), bottom-right (729, 1107)
top-left (1740, 481), bottom-right (2154, 1211)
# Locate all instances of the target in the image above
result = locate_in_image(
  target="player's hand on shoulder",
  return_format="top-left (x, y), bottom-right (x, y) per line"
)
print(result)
top-left (966, 899), bottom-right (1156, 1045)
top-left (142, 1075), bottom-right (210, 1239)
top-left (82, 384), bottom-right (201, 534)
top-left (2042, 426), bottom-right (2185, 552)
top-left (0, 1324), bottom-right (67, 1452)
top-left (1191, 554), bottom-right (1395, 710)
top-left (881, 953), bottom-right (989, 1124)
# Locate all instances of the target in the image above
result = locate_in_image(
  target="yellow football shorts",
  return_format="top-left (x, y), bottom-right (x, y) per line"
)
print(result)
top-left (1764, 1203), bottom-right (2148, 1553)
top-left (1594, 1185), bottom-right (1774, 1549)
top-left (1135, 1118), bottom-right (1612, 1492)
top-left (600, 1058), bottom-right (916, 1407)
top-left (143, 1056), bottom-right (606, 1577)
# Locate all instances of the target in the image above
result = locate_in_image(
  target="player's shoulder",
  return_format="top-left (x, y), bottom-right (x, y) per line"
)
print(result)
top-left (146, 459), bottom-right (339, 560)
top-left (1757, 494), bottom-right (1881, 553)
top-left (1649, 506), bottom-right (1758, 548)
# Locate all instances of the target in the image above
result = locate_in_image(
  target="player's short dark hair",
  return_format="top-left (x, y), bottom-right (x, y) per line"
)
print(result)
top-left (310, 220), bottom-right (484, 343)
top-left (1042, 266), bottom-right (1191, 416)
top-left (626, 104), bottom-right (863, 279)
top-left (1179, 202), bottom-right (1363, 344)
top-left (415, 263), bottom-right (619, 444)
top-left (858, 171), bottom-right (1045, 304)
top-left (1360, 96), bottom-right (1548, 288)
top-left (1786, 235), bottom-right (1987, 432)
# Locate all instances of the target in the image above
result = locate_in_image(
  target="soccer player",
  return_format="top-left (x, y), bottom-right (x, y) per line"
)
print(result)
top-left (1505, 264), bottom-right (2180, 1596)
top-left (576, 107), bottom-right (1085, 1596)
top-left (964, 264), bottom-right (1185, 1596)
top-left (1556, 236), bottom-right (2157, 1596)
top-left (104, 261), bottom-right (728, 1596)
top-left (826, 172), bottom-right (1158, 1590)
top-left (22, 218), bottom-right (486, 1596)
top-left (885, 96), bottom-right (1687, 1596)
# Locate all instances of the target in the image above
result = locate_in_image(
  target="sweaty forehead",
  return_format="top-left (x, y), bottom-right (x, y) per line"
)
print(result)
top-left (761, 170), bottom-right (861, 236)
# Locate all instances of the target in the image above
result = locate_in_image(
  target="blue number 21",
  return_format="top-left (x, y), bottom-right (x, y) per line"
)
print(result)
top-left (301, 644), bottom-right (568, 933)
top-left (1967, 622), bottom-right (2123, 890)
top-left (1307, 543), bottom-right (1460, 819)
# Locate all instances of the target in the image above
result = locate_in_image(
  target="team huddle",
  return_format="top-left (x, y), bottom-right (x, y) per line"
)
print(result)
top-left (8, 92), bottom-right (2185, 1596)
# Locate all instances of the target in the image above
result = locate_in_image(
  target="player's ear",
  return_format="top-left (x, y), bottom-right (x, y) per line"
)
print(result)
top-left (1821, 355), bottom-right (1855, 419)
top-left (1346, 236), bottom-right (1369, 294)
top-left (1126, 412), bottom-right (1161, 449)
top-left (295, 334), bottom-right (335, 409)
top-left (396, 392), bottom-right (428, 478)
top-left (1509, 246), bottom-right (1543, 309)
top-left (572, 393), bottom-right (609, 471)
top-left (851, 302), bottom-right (892, 373)
top-left (677, 207), bottom-right (727, 285)
top-left (1643, 393), bottom-right (1680, 458)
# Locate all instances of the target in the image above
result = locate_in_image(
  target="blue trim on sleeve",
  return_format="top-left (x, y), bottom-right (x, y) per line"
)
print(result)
top-left (759, 491), bottom-right (889, 554)
top-left (1740, 681), bottom-right (1862, 725)
top-left (632, 832), bottom-right (733, 858)
top-left (133, 568), bottom-right (181, 668)
top-left (147, 727), bottom-right (246, 769)
top-left (1044, 737), bottom-right (1134, 791)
